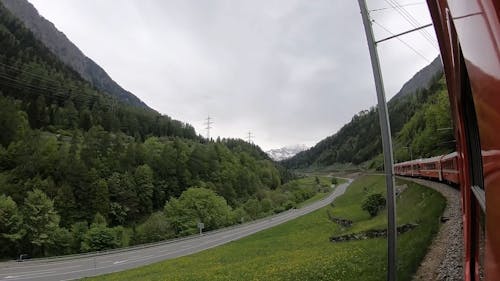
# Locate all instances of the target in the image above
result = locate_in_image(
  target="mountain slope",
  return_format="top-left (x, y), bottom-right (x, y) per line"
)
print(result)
top-left (391, 56), bottom-right (442, 101)
top-left (0, 1), bottom-right (295, 259)
top-left (283, 57), bottom-right (446, 169)
top-left (1, 0), bottom-right (149, 108)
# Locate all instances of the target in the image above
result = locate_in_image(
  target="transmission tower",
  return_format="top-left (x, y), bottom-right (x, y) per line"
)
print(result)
top-left (247, 131), bottom-right (253, 143)
top-left (205, 116), bottom-right (213, 140)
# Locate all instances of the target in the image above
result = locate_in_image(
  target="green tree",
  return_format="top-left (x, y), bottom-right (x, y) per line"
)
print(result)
top-left (243, 198), bottom-right (261, 219)
top-left (134, 164), bottom-right (154, 214)
top-left (0, 97), bottom-right (28, 147)
top-left (90, 179), bottom-right (110, 220)
top-left (362, 193), bottom-right (386, 217)
top-left (164, 187), bottom-right (232, 236)
top-left (48, 227), bottom-right (72, 255)
top-left (260, 198), bottom-right (273, 214)
top-left (0, 194), bottom-right (24, 257)
top-left (108, 172), bottom-right (138, 222)
top-left (54, 183), bottom-right (77, 227)
top-left (134, 212), bottom-right (172, 244)
top-left (22, 189), bottom-right (61, 256)
top-left (70, 221), bottom-right (88, 253)
top-left (81, 213), bottom-right (117, 252)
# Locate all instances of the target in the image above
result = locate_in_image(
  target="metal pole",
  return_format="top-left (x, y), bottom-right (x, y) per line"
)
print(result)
top-left (357, 1), bottom-right (397, 280)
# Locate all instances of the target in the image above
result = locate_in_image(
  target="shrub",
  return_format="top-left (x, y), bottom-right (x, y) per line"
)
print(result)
top-left (362, 193), bottom-right (386, 217)
top-left (331, 177), bottom-right (338, 185)
top-left (135, 212), bottom-right (172, 244)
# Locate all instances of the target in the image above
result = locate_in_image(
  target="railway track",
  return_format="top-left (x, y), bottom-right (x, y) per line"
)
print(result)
top-left (401, 177), bottom-right (464, 281)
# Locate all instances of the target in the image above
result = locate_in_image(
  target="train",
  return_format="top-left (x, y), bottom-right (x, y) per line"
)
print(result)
top-left (413, 1), bottom-right (500, 280)
top-left (394, 152), bottom-right (460, 185)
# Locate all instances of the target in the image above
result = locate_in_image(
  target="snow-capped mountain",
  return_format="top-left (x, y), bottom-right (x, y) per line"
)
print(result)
top-left (266, 144), bottom-right (309, 161)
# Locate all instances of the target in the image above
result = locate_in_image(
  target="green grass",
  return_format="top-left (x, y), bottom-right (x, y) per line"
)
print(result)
top-left (85, 175), bottom-right (445, 281)
top-left (295, 177), bottom-right (346, 208)
top-left (282, 175), bottom-right (334, 188)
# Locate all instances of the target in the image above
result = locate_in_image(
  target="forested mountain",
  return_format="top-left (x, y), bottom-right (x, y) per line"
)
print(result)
top-left (1, 0), bottom-right (148, 108)
top-left (0, 2), bottom-right (293, 258)
top-left (283, 58), bottom-right (454, 169)
top-left (391, 56), bottom-right (442, 101)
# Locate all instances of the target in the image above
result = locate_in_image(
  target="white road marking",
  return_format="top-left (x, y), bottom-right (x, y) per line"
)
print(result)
top-left (1, 265), bottom-right (82, 276)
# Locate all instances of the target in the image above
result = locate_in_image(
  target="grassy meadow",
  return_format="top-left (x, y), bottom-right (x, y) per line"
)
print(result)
top-left (85, 175), bottom-right (445, 281)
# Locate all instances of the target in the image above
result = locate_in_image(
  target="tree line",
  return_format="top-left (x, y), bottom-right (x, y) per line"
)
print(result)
top-left (0, 2), bottom-right (303, 258)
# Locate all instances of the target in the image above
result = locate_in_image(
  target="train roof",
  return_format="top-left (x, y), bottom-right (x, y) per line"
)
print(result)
top-left (441, 151), bottom-right (458, 160)
top-left (419, 155), bottom-right (444, 164)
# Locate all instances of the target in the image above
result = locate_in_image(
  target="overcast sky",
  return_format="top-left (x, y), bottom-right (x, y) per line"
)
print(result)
top-left (29, 0), bottom-right (438, 151)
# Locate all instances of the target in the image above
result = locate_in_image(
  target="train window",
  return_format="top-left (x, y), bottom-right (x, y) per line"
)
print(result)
top-left (461, 55), bottom-right (485, 192)
top-left (460, 48), bottom-right (486, 280)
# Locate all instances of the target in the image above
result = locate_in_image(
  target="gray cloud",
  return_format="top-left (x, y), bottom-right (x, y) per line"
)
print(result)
top-left (29, 0), bottom-right (438, 150)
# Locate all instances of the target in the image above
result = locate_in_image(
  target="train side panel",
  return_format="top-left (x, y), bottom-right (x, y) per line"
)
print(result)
top-left (441, 152), bottom-right (460, 185)
top-left (428, 0), bottom-right (500, 279)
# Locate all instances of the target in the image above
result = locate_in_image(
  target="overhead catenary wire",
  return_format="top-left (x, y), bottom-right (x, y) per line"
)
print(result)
top-left (384, 0), bottom-right (436, 44)
top-left (369, 1), bottom-right (425, 12)
top-left (371, 19), bottom-right (432, 63)
top-left (387, 0), bottom-right (436, 42)
top-left (389, 0), bottom-right (438, 49)
top-left (382, 0), bottom-right (439, 50)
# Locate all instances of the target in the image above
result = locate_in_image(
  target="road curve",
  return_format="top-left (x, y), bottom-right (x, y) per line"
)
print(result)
top-left (0, 179), bottom-right (353, 281)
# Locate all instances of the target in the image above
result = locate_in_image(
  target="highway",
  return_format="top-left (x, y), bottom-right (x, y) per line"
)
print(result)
top-left (0, 179), bottom-right (352, 281)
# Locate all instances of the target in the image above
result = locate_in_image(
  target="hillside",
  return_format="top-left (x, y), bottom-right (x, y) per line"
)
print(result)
top-left (391, 56), bottom-right (442, 101)
top-left (0, 1), bottom-right (293, 259)
top-left (1, 0), bottom-right (148, 108)
top-left (283, 58), bottom-right (453, 169)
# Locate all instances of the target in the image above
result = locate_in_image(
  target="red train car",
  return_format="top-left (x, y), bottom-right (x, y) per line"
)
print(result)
top-left (419, 155), bottom-right (443, 181)
top-left (441, 152), bottom-right (460, 185)
top-left (427, 0), bottom-right (500, 280)
top-left (395, 159), bottom-right (422, 177)
top-left (394, 160), bottom-right (410, 176)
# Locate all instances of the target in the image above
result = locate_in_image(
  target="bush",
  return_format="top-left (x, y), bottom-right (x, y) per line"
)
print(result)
top-left (331, 177), bottom-right (338, 185)
top-left (283, 200), bottom-right (296, 210)
top-left (362, 193), bottom-right (386, 217)
top-left (134, 212), bottom-right (172, 244)
top-left (81, 224), bottom-right (118, 252)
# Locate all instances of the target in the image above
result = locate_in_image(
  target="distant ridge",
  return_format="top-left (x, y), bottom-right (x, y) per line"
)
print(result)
top-left (1, 0), bottom-right (150, 109)
top-left (390, 56), bottom-right (442, 102)
top-left (283, 56), bottom-right (444, 169)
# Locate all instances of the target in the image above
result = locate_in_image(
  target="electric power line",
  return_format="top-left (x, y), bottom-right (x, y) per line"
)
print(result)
top-left (372, 19), bottom-right (432, 63)
top-left (382, 0), bottom-right (439, 50)
top-left (0, 73), bottom-right (103, 107)
top-left (0, 62), bottom-right (118, 109)
top-left (369, 1), bottom-right (425, 12)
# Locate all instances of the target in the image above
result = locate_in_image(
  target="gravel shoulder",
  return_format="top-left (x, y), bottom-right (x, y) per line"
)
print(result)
top-left (401, 177), bottom-right (464, 281)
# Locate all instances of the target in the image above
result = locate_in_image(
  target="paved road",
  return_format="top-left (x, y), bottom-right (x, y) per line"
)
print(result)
top-left (0, 179), bottom-right (352, 281)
